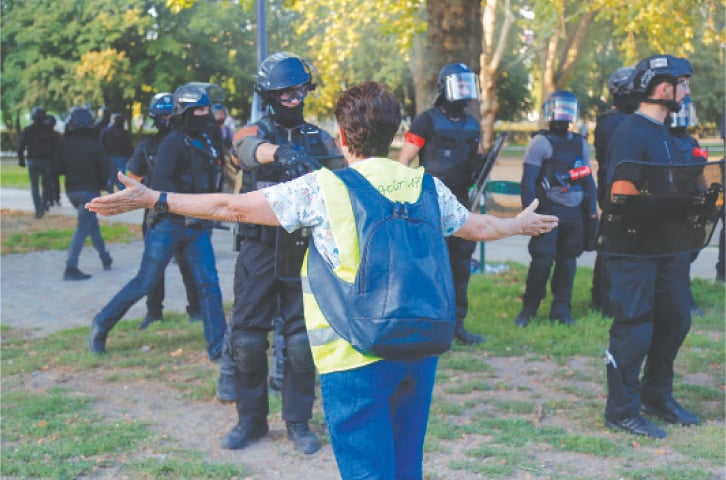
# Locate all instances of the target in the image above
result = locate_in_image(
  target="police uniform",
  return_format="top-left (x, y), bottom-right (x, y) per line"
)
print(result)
top-left (407, 107), bottom-right (480, 338)
top-left (127, 132), bottom-right (201, 326)
top-left (517, 129), bottom-right (595, 324)
top-left (603, 111), bottom-right (697, 433)
top-left (225, 113), bottom-right (341, 443)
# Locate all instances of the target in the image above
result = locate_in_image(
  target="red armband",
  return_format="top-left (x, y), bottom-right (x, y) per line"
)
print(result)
top-left (404, 131), bottom-right (425, 148)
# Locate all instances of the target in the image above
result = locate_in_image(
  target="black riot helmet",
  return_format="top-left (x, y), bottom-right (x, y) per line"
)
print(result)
top-left (632, 54), bottom-right (691, 112)
top-left (608, 67), bottom-right (635, 98)
top-left (608, 66), bottom-right (639, 114)
top-left (66, 106), bottom-right (94, 132)
top-left (171, 82), bottom-right (224, 117)
top-left (433, 63), bottom-right (479, 107)
top-left (31, 106), bottom-right (46, 123)
top-left (254, 52), bottom-right (316, 108)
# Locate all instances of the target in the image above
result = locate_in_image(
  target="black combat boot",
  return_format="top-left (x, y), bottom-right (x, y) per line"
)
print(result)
top-left (454, 327), bottom-right (483, 345)
top-left (642, 397), bottom-right (699, 426)
top-left (220, 417), bottom-right (268, 450)
top-left (286, 421), bottom-right (320, 454)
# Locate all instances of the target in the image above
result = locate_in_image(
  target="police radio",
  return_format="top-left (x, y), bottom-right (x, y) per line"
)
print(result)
top-left (555, 165), bottom-right (592, 192)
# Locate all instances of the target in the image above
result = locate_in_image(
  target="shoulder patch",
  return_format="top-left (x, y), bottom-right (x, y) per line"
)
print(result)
top-left (233, 125), bottom-right (259, 144)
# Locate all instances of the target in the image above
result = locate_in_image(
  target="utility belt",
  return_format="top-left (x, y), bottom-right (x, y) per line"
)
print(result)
top-left (235, 223), bottom-right (311, 281)
top-left (235, 224), bottom-right (278, 246)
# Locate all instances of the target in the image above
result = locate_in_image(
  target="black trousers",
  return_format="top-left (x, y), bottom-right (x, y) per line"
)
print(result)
top-left (228, 240), bottom-right (314, 423)
top-left (521, 201), bottom-right (584, 319)
top-left (604, 254), bottom-right (691, 421)
top-left (446, 236), bottom-right (476, 330)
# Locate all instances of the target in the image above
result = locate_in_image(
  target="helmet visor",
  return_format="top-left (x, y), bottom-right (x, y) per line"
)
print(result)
top-left (444, 72), bottom-right (479, 102)
top-left (670, 95), bottom-right (697, 128)
top-left (544, 96), bottom-right (578, 123)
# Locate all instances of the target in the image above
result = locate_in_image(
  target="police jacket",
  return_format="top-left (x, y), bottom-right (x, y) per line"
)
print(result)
top-left (127, 134), bottom-right (165, 186)
top-left (56, 131), bottom-right (108, 193)
top-left (417, 107), bottom-right (480, 202)
top-left (235, 115), bottom-right (342, 244)
top-left (594, 109), bottom-right (628, 208)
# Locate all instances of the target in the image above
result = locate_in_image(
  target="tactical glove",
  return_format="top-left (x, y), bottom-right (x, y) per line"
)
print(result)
top-left (274, 146), bottom-right (322, 180)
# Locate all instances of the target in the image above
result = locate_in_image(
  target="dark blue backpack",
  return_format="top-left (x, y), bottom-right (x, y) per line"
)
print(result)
top-left (307, 167), bottom-right (456, 360)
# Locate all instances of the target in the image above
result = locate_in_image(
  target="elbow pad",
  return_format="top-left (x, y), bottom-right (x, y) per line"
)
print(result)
top-left (235, 137), bottom-right (266, 170)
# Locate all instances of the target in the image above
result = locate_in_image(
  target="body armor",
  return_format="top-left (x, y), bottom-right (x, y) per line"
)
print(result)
top-left (535, 131), bottom-right (586, 206)
top-left (237, 116), bottom-right (339, 279)
top-left (418, 108), bottom-right (479, 197)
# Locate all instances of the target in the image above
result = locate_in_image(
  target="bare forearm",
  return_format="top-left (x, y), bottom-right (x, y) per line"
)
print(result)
top-left (454, 199), bottom-right (558, 241)
top-left (455, 214), bottom-right (525, 241)
top-left (160, 190), bottom-right (278, 226)
top-left (86, 173), bottom-right (280, 226)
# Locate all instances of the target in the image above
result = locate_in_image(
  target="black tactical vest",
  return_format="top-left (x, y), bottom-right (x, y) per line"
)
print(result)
top-left (240, 116), bottom-right (332, 193)
top-left (418, 108), bottom-right (480, 197)
top-left (179, 132), bottom-right (221, 194)
top-left (536, 130), bottom-right (585, 197)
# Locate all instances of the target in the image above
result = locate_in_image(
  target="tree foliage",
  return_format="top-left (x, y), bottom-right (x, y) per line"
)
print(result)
top-left (2, 0), bottom-right (723, 135)
top-left (287, 0), bottom-right (425, 115)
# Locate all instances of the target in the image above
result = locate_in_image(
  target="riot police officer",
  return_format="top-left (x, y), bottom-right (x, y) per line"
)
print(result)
top-left (217, 52), bottom-right (343, 454)
top-left (398, 62), bottom-right (484, 345)
top-left (514, 90), bottom-right (597, 327)
top-left (126, 92), bottom-right (202, 329)
top-left (88, 83), bottom-right (227, 361)
top-left (603, 54), bottom-right (699, 439)
top-left (591, 67), bottom-right (639, 313)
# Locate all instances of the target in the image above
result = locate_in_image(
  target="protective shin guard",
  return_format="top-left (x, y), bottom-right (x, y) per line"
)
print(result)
top-left (216, 339), bottom-right (239, 403)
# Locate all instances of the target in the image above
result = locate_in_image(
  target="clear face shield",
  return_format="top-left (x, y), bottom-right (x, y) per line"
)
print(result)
top-left (669, 95), bottom-right (697, 128)
top-left (443, 72), bottom-right (479, 102)
top-left (543, 97), bottom-right (578, 123)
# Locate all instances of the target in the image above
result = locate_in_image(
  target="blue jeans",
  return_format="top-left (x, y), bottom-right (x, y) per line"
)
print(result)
top-left (27, 158), bottom-right (50, 216)
top-left (108, 156), bottom-right (128, 192)
top-left (93, 218), bottom-right (226, 359)
top-left (66, 190), bottom-right (111, 268)
top-left (320, 356), bottom-right (438, 480)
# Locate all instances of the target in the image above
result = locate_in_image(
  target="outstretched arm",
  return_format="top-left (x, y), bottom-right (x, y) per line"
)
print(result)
top-left (454, 199), bottom-right (558, 241)
top-left (85, 172), bottom-right (281, 227)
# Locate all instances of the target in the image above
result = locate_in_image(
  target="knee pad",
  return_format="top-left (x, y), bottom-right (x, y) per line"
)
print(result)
top-left (285, 332), bottom-right (315, 376)
top-left (229, 331), bottom-right (268, 374)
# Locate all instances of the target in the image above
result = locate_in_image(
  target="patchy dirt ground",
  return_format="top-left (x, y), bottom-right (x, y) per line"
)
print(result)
top-left (6, 347), bottom-right (723, 480)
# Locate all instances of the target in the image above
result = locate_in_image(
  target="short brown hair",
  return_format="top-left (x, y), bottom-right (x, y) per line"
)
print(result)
top-left (334, 82), bottom-right (401, 159)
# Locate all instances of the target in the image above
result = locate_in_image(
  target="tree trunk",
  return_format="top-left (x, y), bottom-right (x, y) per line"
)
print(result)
top-left (421, 0), bottom-right (482, 114)
top-left (479, 0), bottom-right (515, 149)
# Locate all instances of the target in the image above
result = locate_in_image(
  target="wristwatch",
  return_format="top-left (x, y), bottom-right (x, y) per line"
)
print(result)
top-left (154, 192), bottom-right (169, 215)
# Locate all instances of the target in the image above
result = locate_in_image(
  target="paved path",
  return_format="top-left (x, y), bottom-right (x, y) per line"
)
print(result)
top-left (1, 184), bottom-right (722, 339)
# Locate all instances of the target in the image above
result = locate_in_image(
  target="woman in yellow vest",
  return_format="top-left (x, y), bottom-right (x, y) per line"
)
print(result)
top-left (86, 81), bottom-right (558, 479)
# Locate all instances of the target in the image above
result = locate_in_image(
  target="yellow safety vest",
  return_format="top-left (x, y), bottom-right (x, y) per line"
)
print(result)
top-left (301, 157), bottom-right (427, 374)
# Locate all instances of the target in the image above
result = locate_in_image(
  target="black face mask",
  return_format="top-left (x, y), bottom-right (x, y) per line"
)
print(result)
top-left (181, 112), bottom-right (211, 136)
top-left (440, 99), bottom-right (469, 118)
top-left (272, 102), bottom-right (305, 128)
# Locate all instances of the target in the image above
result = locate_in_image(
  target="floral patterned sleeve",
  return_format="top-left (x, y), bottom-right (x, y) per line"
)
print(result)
top-left (433, 177), bottom-right (469, 236)
top-left (262, 173), bottom-right (326, 232)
